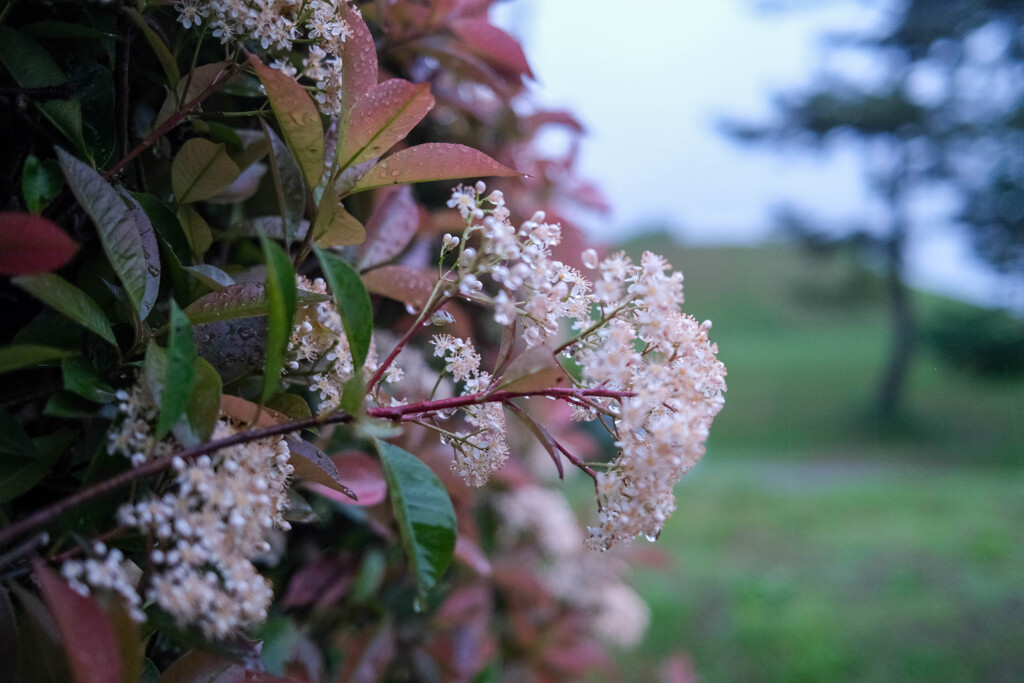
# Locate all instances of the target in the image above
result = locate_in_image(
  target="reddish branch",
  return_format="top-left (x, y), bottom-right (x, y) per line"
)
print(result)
top-left (0, 387), bottom-right (632, 549)
top-left (103, 66), bottom-right (234, 180)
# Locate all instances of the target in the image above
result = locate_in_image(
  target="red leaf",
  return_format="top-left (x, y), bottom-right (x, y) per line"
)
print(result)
top-left (337, 79), bottom-right (434, 170)
top-left (306, 450), bottom-right (387, 507)
top-left (0, 212), bottom-right (79, 275)
top-left (361, 265), bottom-right (435, 310)
top-left (358, 186), bottom-right (420, 270)
top-left (409, 36), bottom-right (515, 100)
top-left (339, 3), bottom-right (378, 112)
top-left (33, 561), bottom-right (123, 683)
top-left (453, 535), bottom-right (492, 577)
top-left (450, 19), bottom-right (533, 79)
top-left (350, 143), bottom-right (521, 194)
top-left (160, 650), bottom-right (246, 683)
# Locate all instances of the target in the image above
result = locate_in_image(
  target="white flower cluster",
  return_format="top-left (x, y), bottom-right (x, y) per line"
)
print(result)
top-left (78, 375), bottom-right (295, 639)
top-left (573, 252), bottom-right (727, 550)
top-left (495, 486), bottom-right (650, 647)
top-left (442, 186), bottom-right (727, 550)
top-left (447, 183), bottom-right (592, 348)
top-left (431, 335), bottom-right (509, 487)
top-left (174, 0), bottom-right (356, 115)
top-left (62, 544), bottom-right (145, 622)
top-left (288, 277), bottom-right (401, 414)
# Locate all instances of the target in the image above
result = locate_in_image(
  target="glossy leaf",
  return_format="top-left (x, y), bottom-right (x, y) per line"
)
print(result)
top-left (339, 2), bottom-right (378, 114)
top-left (176, 205), bottom-right (213, 258)
top-left (260, 236), bottom-right (296, 403)
top-left (497, 346), bottom-right (570, 392)
top-left (156, 302), bottom-right (198, 439)
top-left (61, 356), bottom-right (114, 403)
top-left (265, 392), bottom-right (312, 421)
top-left (184, 264), bottom-right (235, 289)
top-left (364, 266), bottom-right (435, 311)
top-left (307, 450), bottom-right (387, 507)
top-left (312, 186), bottom-right (365, 247)
top-left (12, 273), bottom-right (116, 346)
top-left (350, 143), bottom-right (521, 194)
top-left (288, 438), bottom-right (356, 500)
top-left (182, 357), bottom-right (221, 445)
top-left (205, 163), bottom-right (266, 204)
top-left (0, 344), bottom-right (76, 375)
top-left (337, 79), bottom-right (434, 171)
top-left (314, 247), bottom-right (372, 369)
top-left (154, 61), bottom-right (232, 131)
top-left (125, 8), bottom-right (180, 86)
top-left (57, 148), bottom-right (157, 320)
top-left (117, 188), bottom-right (161, 321)
top-left (183, 282), bottom-right (328, 326)
top-left (261, 121), bottom-right (305, 251)
top-left (34, 562), bottom-right (123, 683)
top-left (0, 212), bottom-right (79, 275)
top-left (172, 138), bottom-right (241, 204)
top-left (374, 438), bottom-right (457, 603)
top-left (0, 26), bottom-right (87, 156)
top-left (247, 52), bottom-right (324, 189)
top-left (450, 18), bottom-right (534, 79)
top-left (21, 155), bottom-right (63, 214)
top-left (357, 185), bottom-right (419, 270)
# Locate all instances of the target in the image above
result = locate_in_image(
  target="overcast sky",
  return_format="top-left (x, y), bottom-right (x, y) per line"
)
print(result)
top-left (493, 0), bottom-right (1023, 309)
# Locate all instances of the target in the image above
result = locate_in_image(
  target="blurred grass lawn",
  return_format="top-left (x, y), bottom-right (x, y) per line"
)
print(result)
top-left (612, 240), bottom-right (1024, 681)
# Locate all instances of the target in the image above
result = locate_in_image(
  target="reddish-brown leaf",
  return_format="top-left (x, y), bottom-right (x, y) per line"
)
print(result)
top-left (409, 36), bottom-right (515, 100)
top-left (497, 346), bottom-right (570, 393)
top-left (246, 52), bottom-right (324, 189)
top-left (450, 18), bottom-right (533, 79)
top-left (339, 3), bottom-right (378, 113)
top-left (453, 535), bottom-right (492, 577)
top-left (361, 265), bottom-right (435, 310)
top-left (0, 212), bottom-right (79, 275)
top-left (306, 450), bottom-right (387, 507)
top-left (33, 561), bottom-right (123, 683)
top-left (337, 79), bottom-right (434, 171)
top-left (350, 143), bottom-right (521, 194)
top-left (358, 186), bottom-right (419, 270)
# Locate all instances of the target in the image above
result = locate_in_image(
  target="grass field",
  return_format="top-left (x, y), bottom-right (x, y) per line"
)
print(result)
top-left (609, 239), bottom-right (1024, 681)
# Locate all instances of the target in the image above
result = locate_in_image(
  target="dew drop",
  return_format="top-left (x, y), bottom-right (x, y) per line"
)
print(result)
top-left (405, 303), bottom-right (417, 314)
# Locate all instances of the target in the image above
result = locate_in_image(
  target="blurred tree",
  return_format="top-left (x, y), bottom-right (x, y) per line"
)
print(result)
top-left (725, 0), bottom-right (1024, 416)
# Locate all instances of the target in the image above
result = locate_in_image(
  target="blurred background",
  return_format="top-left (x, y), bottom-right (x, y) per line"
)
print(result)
top-left (498, 1), bottom-right (1024, 680)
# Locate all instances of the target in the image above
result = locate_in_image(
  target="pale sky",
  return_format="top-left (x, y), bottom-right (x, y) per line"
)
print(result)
top-left (493, 0), bottom-right (1024, 309)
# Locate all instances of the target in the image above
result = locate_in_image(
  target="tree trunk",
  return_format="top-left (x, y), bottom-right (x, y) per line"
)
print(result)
top-left (876, 148), bottom-right (914, 418)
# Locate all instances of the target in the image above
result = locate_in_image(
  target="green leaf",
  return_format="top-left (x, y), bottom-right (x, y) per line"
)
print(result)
top-left (70, 61), bottom-right (116, 167)
top-left (349, 143), bottom-right (521, 194)
top-left (0, 345), bottom-right (76, 375)
top-left (314, 247), bottom-right (373, 370)
top-left (61, 356), bottom-right (114, 403)
top-left (181, 357), bottom-right (221, 445)
top-left (12, 273), bottom-right (116, 346)
top-left (183, 282), bottom-right (328, 325)
top-left (0, 406), bottom-right (47, 504)
top-left (184, 264), bottom-right (235, 290)
top-left (265, 392), bottom-right (312, 421)
top-left (337, 79), bottom-right (434, 171)
top-left (21, 155), bottom-right (63, 214)
top-left (156, 303), bottom-right (198, 439)
top-left (154, 61), bottom-right (231, 131)
top-left (0, 26), bottom-right (87, 158)
top-left (374, 438), bottom-right (457, 604)
top-left (56, 148), bottom-right (158, 320)
top-left (176, 204), bottom-right (213, 258)
top-left (172, 138), bottom-right (241, 204)
top-left (312, 186), bottom-right (365, 247)
top-left (341, 373), bottom-right (366, 415)
top-left (261, 120), bottom-right (306, 252)
top-left (247, 51), bottom-right (324, 189)
top-left (125, 8), bottom-right (180, 87)
top-left (260, 236), bottom-right (296, 403)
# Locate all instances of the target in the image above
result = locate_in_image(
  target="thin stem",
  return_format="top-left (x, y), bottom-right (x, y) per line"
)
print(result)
top-left (103, 64), bottom-right (234, 180)
top-left (553, 302), bottom-right (631, 355)
top-left (0, 386), bottom-right (631, 548)
top-left (365, 287), bottom-right (450, 392)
